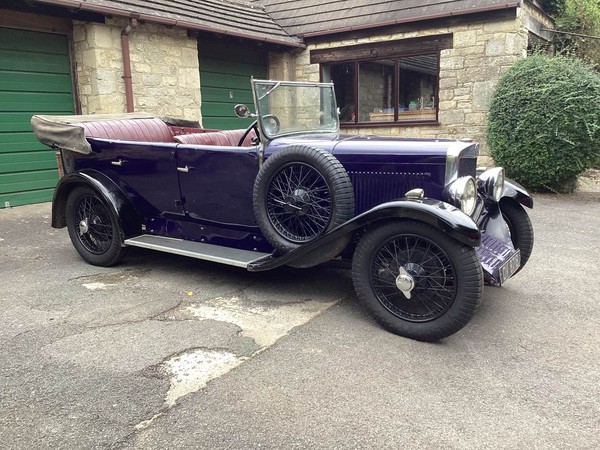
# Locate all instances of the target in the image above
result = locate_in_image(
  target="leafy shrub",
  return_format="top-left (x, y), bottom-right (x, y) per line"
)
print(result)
top-left (488, 54), bottom-right (600, 192)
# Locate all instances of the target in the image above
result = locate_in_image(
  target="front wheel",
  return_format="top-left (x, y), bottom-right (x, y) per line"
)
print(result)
top-left (66, 186), bottom-right (124, 267)
top-left (352, 221), bottom-right (483, 341)
top-left (500, 199), bottom-right (533, 274)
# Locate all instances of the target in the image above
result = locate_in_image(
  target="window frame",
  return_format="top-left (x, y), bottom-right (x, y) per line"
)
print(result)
top-left (311, 34), bottom-right (453, 128)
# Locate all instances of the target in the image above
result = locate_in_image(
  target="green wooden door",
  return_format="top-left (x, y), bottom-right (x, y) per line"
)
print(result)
top-left (0, 27), bottom-right (75, 208)
top-left (199, 42), bottom-right (267, 130)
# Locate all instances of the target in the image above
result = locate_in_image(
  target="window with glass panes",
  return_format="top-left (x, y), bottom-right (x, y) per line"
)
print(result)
top-left (311, 35), bottom-right (452, 127)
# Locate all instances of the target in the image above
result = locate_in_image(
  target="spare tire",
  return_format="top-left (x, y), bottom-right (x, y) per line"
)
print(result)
top-left (253, 145), bottom-right (355, 253)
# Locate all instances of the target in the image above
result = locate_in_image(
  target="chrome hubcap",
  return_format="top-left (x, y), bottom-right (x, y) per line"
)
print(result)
top-left (79, 218), bottom-right (89, 236)
top-left (395, 266), bottom-right (415, 299)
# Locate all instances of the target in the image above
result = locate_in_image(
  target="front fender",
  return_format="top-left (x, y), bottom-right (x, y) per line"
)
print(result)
top-left (347, 199), bottom-right (481, 246)
top-left (248, 198), bottom-right (481, 271)
top-left (51, 170), bottom-right (142, 237)
top-left (502, 178), bottom-right (533, 209)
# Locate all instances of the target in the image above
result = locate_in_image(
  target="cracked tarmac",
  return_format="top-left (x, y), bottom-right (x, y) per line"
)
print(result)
top-left (0, 203), bottom-right (350, 449)
top-left (2, 197), bottom-right (599, 449)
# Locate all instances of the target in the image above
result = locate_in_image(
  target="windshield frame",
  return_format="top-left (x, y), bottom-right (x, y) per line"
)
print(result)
top-left (251, 79), bottom-right (340, 140)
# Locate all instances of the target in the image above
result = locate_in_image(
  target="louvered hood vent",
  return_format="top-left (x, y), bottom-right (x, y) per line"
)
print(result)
top-left (349, 171), bottom-right (430, 213)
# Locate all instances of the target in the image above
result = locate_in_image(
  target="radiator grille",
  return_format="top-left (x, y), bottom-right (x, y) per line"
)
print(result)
top-left (458, 157), bottom-right (477, 178)
top-left (349, 171), bottom-right (429, 213)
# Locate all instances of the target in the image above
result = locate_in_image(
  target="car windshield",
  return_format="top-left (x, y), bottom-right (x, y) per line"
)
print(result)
top-left (252, 80), bottom-right (339, 139)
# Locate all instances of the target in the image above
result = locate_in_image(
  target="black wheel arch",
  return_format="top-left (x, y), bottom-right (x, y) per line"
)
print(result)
top-left (501, 178), bottom-right (534, 209)
top-left (352, 200), bottom-right (482, 247)
top-left (52, 170), bottom-right (142, 238)
top-left (248, 198), bottom-right (481, 271)
top-left (476, 169), bottom-right (533, 209)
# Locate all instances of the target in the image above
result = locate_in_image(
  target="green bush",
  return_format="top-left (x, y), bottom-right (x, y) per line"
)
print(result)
top-left (488, 54), bottom-right (600, 192)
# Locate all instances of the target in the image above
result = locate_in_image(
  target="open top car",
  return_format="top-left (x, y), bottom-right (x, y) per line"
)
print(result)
top-left (31, 79), bottom-right (534, 341)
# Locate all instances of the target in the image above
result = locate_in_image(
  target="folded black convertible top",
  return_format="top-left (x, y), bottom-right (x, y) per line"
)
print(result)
top-left (31, 112), bottom-right (156, 154)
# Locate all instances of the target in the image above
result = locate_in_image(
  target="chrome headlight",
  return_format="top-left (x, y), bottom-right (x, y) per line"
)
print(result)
top-left (477, 167), bottom-right (505, 202)
top-left (445, 176), bottom-right (477, 216)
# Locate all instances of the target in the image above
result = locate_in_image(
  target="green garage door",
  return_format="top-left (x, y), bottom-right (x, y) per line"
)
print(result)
top-left (0, 27), bottom-right (75, 208)
top-left (199, 41), bottom-right (267, 130)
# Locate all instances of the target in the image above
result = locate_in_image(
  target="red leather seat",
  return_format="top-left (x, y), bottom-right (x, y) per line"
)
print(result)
top-left (80, 118), bottom-right (173, 142)
top-left (220, 129), bottom-right (257, 146)
top-left (173, 129), bottom-right (256, 147)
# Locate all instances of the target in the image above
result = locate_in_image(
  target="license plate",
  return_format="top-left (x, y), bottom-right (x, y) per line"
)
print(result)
top-left (499, 249), bottom-right (521, 285)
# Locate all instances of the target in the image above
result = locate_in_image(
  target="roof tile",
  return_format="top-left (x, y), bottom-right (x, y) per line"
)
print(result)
top-left (36, 0), bottom-right (302, 46)
top-left (251, 0), bottom-right (519, 36)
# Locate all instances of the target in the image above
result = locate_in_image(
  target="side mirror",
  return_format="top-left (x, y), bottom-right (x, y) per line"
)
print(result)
top-left (234, 104), bottom-right (250, 118)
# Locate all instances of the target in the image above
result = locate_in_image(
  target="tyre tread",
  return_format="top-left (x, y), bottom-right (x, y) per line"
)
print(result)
top-left (352, 221), bottom-right (483, 341)
top-left (500, 199), bottom-right (534, 273)
top-left (253, 145), bottom-right (355, 252)
top-left (65, 186), bottom-right (124, 267)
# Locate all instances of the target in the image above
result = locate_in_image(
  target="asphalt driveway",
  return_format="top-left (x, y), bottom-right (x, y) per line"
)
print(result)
top-left (0, 194), bottom-right (598, 449)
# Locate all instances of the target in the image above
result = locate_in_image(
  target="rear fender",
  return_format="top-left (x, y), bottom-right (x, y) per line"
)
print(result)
top-left (249, 198), bottom-right (481, 271)
top-left (51, 170), bottom-right (142, 238)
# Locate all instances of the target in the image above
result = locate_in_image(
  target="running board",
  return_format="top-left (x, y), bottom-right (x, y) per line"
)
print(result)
top-left (124, 235), bottom-right (272, 269)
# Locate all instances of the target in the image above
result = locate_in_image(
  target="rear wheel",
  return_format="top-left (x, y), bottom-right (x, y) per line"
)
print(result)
top-left (66, 186), bottom-right (124, 266)
top-left (352, 221), bottom-right (483, 341)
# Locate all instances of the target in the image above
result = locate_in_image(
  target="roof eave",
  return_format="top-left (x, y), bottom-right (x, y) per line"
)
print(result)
top-left (297, 1), bottom-right (522, 39)
top-left (32, 0), bottom-right (305, 48)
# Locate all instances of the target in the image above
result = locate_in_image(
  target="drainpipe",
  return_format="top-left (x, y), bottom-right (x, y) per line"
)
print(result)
top-left (121, 18), bottom-right (138, 113)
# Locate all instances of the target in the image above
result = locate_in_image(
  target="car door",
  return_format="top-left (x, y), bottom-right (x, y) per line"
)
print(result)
top-left (175, 144), bottom-right (259, 226)
top-left (83, 139), bottom-right (185, 217)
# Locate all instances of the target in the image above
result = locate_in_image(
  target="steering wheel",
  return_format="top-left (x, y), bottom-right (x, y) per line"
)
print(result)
top-left (237, 120), bottom-right (260, 147)
top-left (262, 114), bottom-right (281, 134)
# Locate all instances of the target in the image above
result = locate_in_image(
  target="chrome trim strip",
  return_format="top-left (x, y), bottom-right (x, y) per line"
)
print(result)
top-left (445, 141), bottom-right (479, 185)
top-left (253, 79), bottom-right (335, 88)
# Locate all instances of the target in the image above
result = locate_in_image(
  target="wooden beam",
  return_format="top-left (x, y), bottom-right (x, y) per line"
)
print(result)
top-left (0, 8), bottom-right (72, 34)
top-left (310, 34), bottom-right (453, 64)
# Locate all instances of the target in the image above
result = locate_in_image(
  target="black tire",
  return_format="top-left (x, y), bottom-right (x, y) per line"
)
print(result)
top-left (66, 186), bottom-right (124, 267)
top-left (352, 221), bottom-right (483, 341)
top-left (500, 198), bottom-right (534, 274)
top-left (253, 145), bottom-right (355, 252)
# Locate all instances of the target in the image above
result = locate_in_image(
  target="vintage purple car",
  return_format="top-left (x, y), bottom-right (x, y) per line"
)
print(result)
top-left (32, 79), bottom-right (533, 341)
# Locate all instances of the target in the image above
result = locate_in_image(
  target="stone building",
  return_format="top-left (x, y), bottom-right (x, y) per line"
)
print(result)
top-left (260, 0), bottom-right (554, 162)
top-left (0, 0), bottom-right (553, 207)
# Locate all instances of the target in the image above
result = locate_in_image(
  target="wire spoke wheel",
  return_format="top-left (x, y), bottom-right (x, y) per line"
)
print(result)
top-left (352, 221), bottom-right (483, 341)
top-left (253, 145), bottom-right (355, 261)
top-left (66, 186), bottom-right (124, 267)
top-left (370, 234), bottom-right (456, 322)
top-left (74, 195), bottom-right (115, 254)
top-left (266, 162), bottom-right (333, 243)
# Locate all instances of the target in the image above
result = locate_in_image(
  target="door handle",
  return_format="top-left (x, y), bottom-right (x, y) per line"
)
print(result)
top-left (111, 159), bottom-right (128, 166)
top-left (177, 165), bottom-right (192, 173)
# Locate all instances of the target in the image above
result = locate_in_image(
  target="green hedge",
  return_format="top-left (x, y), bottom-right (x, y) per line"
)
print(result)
top-left (488, 54), bottom-right (600, 192)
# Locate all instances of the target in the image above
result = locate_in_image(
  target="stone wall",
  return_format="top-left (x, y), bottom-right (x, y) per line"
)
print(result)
top-left (269, 9), bottom-right (540, 165)
top-left (72, 18), bottom-right (201, 123)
